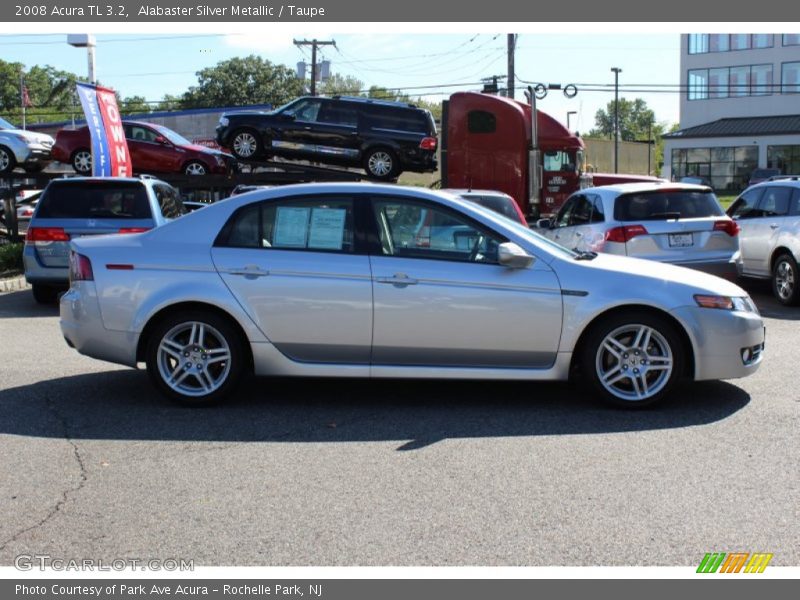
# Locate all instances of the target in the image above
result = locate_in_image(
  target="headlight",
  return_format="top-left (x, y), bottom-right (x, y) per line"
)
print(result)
top-left (694, 294), bottom-right (757, 313)
top-left (219, 117), bottom-right (229, 127)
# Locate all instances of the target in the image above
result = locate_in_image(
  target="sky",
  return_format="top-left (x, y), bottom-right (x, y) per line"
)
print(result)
top-left (0, 32), bottom-right (681, 131)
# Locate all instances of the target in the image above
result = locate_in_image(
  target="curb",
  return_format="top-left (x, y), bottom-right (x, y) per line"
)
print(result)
top-left (0, 274), bottom-right (30, 293)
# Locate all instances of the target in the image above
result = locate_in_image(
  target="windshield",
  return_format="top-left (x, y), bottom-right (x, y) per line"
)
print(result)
top-left (0, 117), bottom-right (16, 130)
top-left (152, 125), bottom-right (192, 147)
top-left (614, 190), bottom-right (724, 221)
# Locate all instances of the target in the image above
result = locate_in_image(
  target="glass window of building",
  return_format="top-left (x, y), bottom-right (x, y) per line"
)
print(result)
top-left (709, 34), bottom-right (730, 52)
top-left (730, 34), bottom-right (751, 50)
top-left (729, 66), bottom-right (750, 97)
top-left (768, 145), bottom-right (800, 174)
top-left (709, 68), bottom-right (729, 98)
top-left (783, 34), bottom-right (800, 46)
top-left (782, 62), bottom-right (800, 93)
top-left (752, 34), bottom-right (772, 48)
top-left (688, 70), bottom-right (709, 100)
top-left (688, 34), bottom-right (709, 54)
top-left (751, 64), bottom-right (773, 95)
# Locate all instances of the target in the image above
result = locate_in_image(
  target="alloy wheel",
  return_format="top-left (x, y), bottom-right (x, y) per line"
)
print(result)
top-left (156, 321), bottom-right (232, 398)
top-left (775, 259), bottom-right (795, 302)
top-left (232, 132), bottom-right (258, 158)
top-left (73, 150), bottom-right (92, 173)
top-left (0, 148), bottom-right (10, 171)
top-left (367, 151), bottom-right (393, 177)
top-left (185, 162), bottom-right (207, 175)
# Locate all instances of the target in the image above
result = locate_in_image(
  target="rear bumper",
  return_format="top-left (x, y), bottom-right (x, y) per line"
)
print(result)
top-left (667, 257), bottom-right (739, 280)
top-left (60, 282), bottom-right (139, 368)
top-left (23, 245), bottom-right (69, 285)
top-left (671, 305), bottom-right (765, 381)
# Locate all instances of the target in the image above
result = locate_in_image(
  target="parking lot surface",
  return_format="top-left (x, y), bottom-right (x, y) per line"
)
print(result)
top-left (0, 280), bottom-right (797, 566)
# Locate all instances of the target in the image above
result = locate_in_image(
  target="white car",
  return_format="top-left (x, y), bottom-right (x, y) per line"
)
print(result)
top-left (727, 177), bottom-right (800, 305)
top-left (0, 117), bottom-right (54, 174)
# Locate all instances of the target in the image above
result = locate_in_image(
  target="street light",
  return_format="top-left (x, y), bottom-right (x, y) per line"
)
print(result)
top-left (567, 110), bottom-right (577, 132)
top-left (611, 67), bottom-right (622, 174)
top-left (67, 34), bottom-right (96, 85)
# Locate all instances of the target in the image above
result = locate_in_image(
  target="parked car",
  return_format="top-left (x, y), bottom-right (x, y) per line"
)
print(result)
top-left (216, 96), bottom-right (438, 180)
top-left (60, 183), bottom-right (763, 409)
top-left (52, 121), bottom-right (236, 176)
top-left (24, 176), bottom-right (183, 303)
top-left (748, 168), bottom-right (781, 187)
top-left (0, 117), bottom-right (54, 174)
top-left (726, 177), bottom-right (800, 305)
top-left (15, 189), bottom-right (42, 234)
top-left (443, 189), bottom-right (528, 225)
top-left (535, 182), bottom-right (740, 278)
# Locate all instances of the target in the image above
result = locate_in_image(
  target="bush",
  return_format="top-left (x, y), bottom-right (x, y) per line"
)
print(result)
top-left (0, 243), bottom-right (23, 273)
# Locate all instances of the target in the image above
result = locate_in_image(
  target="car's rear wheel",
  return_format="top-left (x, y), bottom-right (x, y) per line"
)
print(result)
top-left (230, 129), bottom-right (262, 160)
top-left (0, 145), bottom-right (16, 174)
top-left (363, 147), bottom-right (399, 180)
top-left (581, 311), bottom-right (684, 408)
top-left (183, 160), bottom-right (208, 175)
top-left (146, 311), bottom-right (244, 406)
top-left (772, 253), bottom-right (800, 306)
top-left (32, 284), bottom-right (59, 305)
top-left (71, 149), bottom-right (92, 175)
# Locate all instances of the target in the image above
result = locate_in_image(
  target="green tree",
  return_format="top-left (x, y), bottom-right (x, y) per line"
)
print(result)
top-left (118, 95), bottom-right (150, 116)
top-left (0, 59), bottom-right (81, 125)
top-left (180, 55), bottom-right (303, 109)
top-left (318, 73), bottom-right (365, 96)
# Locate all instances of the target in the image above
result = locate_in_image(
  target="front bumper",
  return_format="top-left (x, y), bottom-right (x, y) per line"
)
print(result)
top-left (671, 304), bottom-right (765, 381)
top-left (60, 282), bottom-right (139, 368)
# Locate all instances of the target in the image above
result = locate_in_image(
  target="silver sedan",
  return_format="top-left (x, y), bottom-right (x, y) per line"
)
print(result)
top-left (60, 184), bottom-right (765, 408)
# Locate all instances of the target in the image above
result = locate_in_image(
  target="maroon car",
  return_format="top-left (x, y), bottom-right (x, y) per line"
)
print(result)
top-left (52, 121), bottom-right (236, 176)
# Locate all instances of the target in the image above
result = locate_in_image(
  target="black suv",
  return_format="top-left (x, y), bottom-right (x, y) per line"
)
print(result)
top-left (215, 96), bottom-right (438, 180)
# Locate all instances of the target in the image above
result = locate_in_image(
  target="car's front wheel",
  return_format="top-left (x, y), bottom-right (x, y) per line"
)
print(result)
top-left (581, 311), bottom-right (684, 408)
top-left (772, 253), bottom-right (800, 306)
top-left (183, 160), bottom-right (208, 175)
top-left (71, 149), bottom-right (92, 175)
top-left (146, 311), bottom-right (245, 406)
top-left (0, 145), bottom-right (16, 174)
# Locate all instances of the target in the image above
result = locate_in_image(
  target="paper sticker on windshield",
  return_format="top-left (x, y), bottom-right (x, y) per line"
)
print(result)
top-left (274, 206), bottom-right (310, 248)
top-left (308, 208), bottom-right (347, 250)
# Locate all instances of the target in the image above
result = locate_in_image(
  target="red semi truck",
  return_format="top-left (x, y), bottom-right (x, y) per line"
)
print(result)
top-left (441, 91), bottom-right (659, 218)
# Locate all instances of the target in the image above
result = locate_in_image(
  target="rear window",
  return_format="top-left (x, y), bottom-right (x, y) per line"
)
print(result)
top-left (614, 191), bottom-right (723, 222)
top-left (36, 182), bottom-right (151, 220)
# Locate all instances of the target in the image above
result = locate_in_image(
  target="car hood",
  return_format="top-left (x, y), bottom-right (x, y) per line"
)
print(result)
top-left (559, 252), bottom-right (747, 298)
top-left (0, 129), bottom-right (54, 145)
top-left (185, 144), bottom-right (234, 158)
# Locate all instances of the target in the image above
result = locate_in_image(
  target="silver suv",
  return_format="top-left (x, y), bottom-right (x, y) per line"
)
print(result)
top-left (0, 117), bottom-right (54, 174)
top-left (727, 177), bottom-right (800, 305)
top-left (24, 176), bottom-right (183, 303)
top-left (537, 182), bottom-right (739, 277)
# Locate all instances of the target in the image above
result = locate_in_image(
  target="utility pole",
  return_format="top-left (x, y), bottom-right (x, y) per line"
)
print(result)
top-left (293, 38), bottom-right (336, 96)
top-left (611, 67), bottom-right (622, 173)
top-left (507, 34), bottom-right (517, 99)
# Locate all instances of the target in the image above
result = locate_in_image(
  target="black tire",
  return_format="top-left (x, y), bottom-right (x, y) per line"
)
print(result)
top-left (771, 253), bottom-right (800, 306)
top-left (32, 284), bottom-right (59, 305)
top-left (229, 129), bottom-right (263, 161)
top-left (70, 149), bottom-right (92, 175)
top-left (145, 310), bottom-right (245, 406)
top-left (183, 160), bottom-right (208, 175)
top-left (363, 147), bottom-right (400, 180)
top-left (581, 310), bottom-right (685, 408)
top-left (0, 145), bottom-right (16, 174)
top-left (23, 163), bottom-right (44, 174)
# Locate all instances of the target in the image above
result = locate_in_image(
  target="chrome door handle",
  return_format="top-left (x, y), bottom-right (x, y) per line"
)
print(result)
top-left (227, 265), bottom-right (269, 277)
top-left (376, 273), bottom-right (418, 286)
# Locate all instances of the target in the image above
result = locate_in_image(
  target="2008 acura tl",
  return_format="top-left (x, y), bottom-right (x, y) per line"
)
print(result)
top-left (59, 183), bottom-right (765, 407)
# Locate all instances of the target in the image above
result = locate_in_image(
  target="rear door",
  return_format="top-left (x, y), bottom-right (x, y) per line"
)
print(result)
top-left (126, 124), bottom-right (179, 173)
top-left (728, 186), bottom-right (765, 275)
top-left (544, 193), bottom-right (605, 252)
top-left (211, 194), bottom-right (373, 364)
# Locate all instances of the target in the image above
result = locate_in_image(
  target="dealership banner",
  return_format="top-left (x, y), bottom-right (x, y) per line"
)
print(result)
top-left (2, 0), bottom-right (799, 21)
top-left (75, 82), bottom-right (132, 177)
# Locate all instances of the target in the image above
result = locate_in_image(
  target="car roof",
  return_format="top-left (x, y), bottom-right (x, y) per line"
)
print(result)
top-left (45, 176), bottom-right (162, 187)
top-left (589, 182), bottom-right (712, 195)
top-left (747, 176), bottom-right (800, 189)
top-left (441, 188), bottom-right (514, 198)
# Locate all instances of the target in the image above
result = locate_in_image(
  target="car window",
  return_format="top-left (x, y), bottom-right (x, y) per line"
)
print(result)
top-left (318, 103), bottom-right (358, 127)
top-left (756, 186), bottom-right (792, 217)
top-left (567, 194), bottom-right (594, 226)
top-left (791, 189), bottom-right (800, 216)
top-left (553, 197), bottom-right (577, 228)
top-left (591, 195), bottom-right (605, 223)
top-left (127, 125), bottom-right (159, 143)
top-left (728, 187), bottom-right (765, 219)
top-left (365, 107), bottom-right (428, 133)
top-left (614, 190), bottom-right (723, 221)
top-left (36, 182), bottom-right (151, 219)
top-left (291, 99), bottom-right (323, 123)
top-left (221, 197), bottom-right (354, 253)
top-left (153, 183), bottom-right (184, 219)
top-left (372, 197), bottom-right (502, 264)
top-left (465, 195), bottom-right (519, 221)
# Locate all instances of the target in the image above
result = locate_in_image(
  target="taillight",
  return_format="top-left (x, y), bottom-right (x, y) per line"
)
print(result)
top-left (419, 137), bottom-right (437, 151)
top-left (604, 224), bottom-right (648, 243)
top-left (118, 227), bottom-right (151, 234)
top-left (19, 207), bottom-right (34, 217)
top-left (25, 227), bottom-right (69, 243)
top-left (713, 220), bottom-right (740, 237)
top-left (69, 251), bottom-right (94, 282)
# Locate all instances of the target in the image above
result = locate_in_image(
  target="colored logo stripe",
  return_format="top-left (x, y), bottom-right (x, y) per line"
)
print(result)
top-left (697, 552), bottom-right (726, 573)
top-left (744, 553), bottom-right (773, 573)
top-left (697, 552), bottom-right (773, 573)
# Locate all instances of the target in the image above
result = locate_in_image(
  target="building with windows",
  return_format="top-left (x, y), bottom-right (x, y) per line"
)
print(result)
top-left (663, 34), bottom-right (800, 192)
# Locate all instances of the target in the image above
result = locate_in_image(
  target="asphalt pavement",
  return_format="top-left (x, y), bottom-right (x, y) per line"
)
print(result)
top-left (0, 280), bottom-right (797, 566)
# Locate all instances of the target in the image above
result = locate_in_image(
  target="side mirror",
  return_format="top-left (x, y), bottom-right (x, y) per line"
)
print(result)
top-left (536, 218), bottom-right (552, 229)
top-left (498, 242), bottom-right (534, 269)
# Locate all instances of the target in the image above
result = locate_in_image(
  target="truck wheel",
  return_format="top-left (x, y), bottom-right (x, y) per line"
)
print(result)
top-left (0, 145), bottom-right (16, 174)
top-left (71, 149), bottom-right (92, 174)
top-left (581, 310), bottom-right (684, 408)
top-left (363, 147), bottom-right (399, 180)
top-left (230, 129), bottom-right (262, 160)
top-left (772, 253), bottom-right (800, 306)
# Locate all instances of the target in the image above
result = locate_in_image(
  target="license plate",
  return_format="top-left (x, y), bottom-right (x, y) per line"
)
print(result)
top-left (668, 233), bottom-right (693, 247)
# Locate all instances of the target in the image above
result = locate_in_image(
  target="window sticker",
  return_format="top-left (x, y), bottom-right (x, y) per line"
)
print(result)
top-left (274, 206), bottom-right (310, 247)
top-left (308, 207), bottom-right (347, 250)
